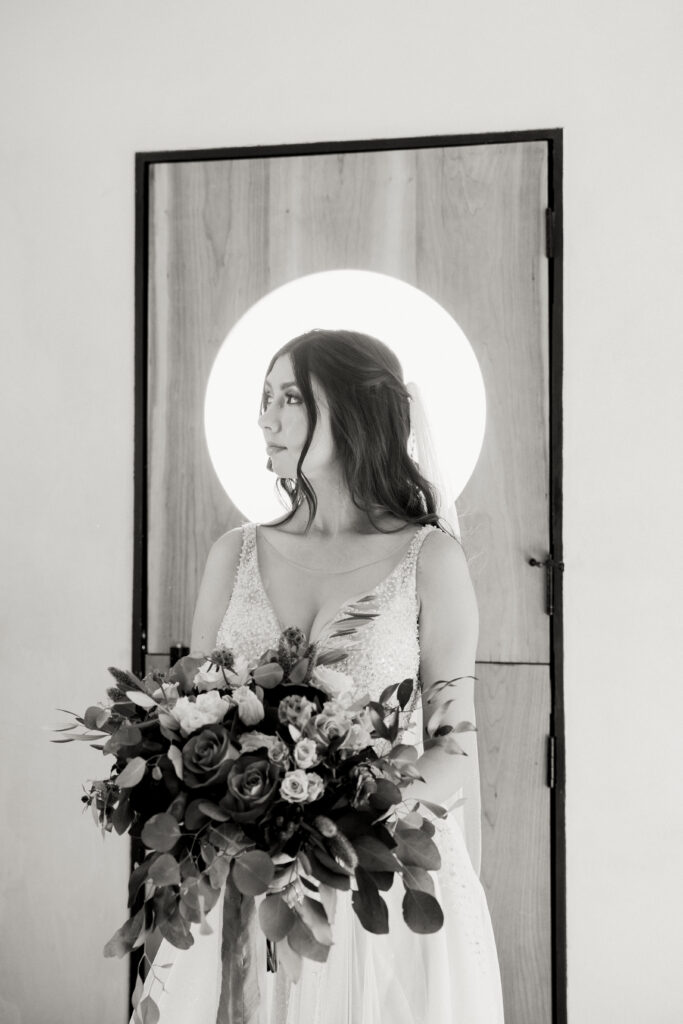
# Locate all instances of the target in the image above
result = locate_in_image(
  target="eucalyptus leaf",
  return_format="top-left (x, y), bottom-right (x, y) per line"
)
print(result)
top-left (288, 659), bottom-right (309, 685)
top-left (232, 850), bottom-right (275, 896)
top-left (84, 705), bottom-right (106, 729)
top-left (317, 883), bottom-right (337, 925)
top-left (295, 896), bottom-right (332, 946)
top-left (368, 778), bottom-right (403, 812)
top-left (401, 863), bottom-right (435, 895)
top-left (379, 683), bottom-right (399, 704)
top-left (388, 743), bottom-right (418, 764)
top-left (116, 757), bottom-right (147, 789)
top-left (185, 800), bottom-right (209, 831)
top-left (315, 647), bottom-right (348, 667)
top-left (166, 746), bottom-right (183, 781)
top-left (351, 867), bottom-right (389, 934)
top-left (397, 677), bottom-right (415, 710)
top-left (126, 691), bottom-right (158, 710)
top-left (394, 829), bottom-right (441, 871)
top-left (158, 711), bottom-right (180, 731)
top-left (425, 736), bottom-right (466, 755)
top-left (148, 853), bottom-right (181, 888)
top-left (197, 801), bottom-right (232, 822)
top-left (352, 836), bottom-right (400, 873)
top-left (112, 793), bottom-right (134, 835)
top-left (157, 907), bottom-right (194, 950)
top-left (397, 812), bottom-right (424, 831)
top-left (425, 699), bottom-right (456, 736)
top-left (367, 703), bottom-right (391, 740)
top-left (307, 851), bottom-right (351, 890)
top-left (141, 813), bottom-right (181, 852)
top-left (417, 799), bottom-right (448, 819)
top-left (259, 894), bottom-right (296, 942)
top-left (287, 917), bottom-right (330, 963)
top-left (402, 888), bottom-right (444, 934)
top-left (139, 995), bottom-right (160, 1024)
top-left (103, 907), bottom-right (144, 958)
top-left (116, 724), bottom-right (143, 745)
top-left (207, 823), bottom-right (253, 857)
top-left (208, 853), bottom-right (231, 890)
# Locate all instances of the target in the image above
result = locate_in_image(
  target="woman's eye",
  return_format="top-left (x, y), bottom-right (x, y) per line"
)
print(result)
top-left (285, 392), bottom-right (302, 405)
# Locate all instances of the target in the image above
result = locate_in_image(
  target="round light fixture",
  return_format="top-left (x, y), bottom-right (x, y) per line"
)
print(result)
top-left (205, 270), bottom-right (486, 524)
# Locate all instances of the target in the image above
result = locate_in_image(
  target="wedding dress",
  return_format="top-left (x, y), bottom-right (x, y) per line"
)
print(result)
top-left (133, 522), bottom-right (504, 1023)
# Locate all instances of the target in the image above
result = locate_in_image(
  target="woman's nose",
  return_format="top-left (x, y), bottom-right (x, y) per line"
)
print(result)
top-left (258, 404), bottom-right (279, 431)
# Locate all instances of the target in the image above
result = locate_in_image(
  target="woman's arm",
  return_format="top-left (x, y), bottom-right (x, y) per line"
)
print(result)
top-left (189, 527), bottom-right (243, 657)
top-left (405, 529), bottom-right (479, 808)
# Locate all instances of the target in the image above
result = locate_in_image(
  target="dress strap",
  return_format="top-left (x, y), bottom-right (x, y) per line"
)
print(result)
top-left (407, 523), bottom-right (440, 569)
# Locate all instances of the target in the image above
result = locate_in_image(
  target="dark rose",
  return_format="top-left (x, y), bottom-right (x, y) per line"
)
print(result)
top-left (220, 754), bottom-right (282, 823)
top-left (181, 724), bottom-right (236, 789)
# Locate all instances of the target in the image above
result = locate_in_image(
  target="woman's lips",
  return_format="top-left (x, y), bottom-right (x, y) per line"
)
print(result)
top-left (266, 444), bottom-right (286, 454)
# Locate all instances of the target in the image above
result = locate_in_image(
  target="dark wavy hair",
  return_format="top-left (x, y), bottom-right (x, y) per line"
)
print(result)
top-left (261, 328), bottom-right (451, 535)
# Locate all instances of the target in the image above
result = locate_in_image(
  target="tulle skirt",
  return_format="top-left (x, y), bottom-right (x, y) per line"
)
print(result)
top-left (132, 814), bottom-right (504, 1024)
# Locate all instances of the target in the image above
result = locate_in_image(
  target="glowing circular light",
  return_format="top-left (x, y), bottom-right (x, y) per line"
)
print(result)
top-left (204, 271), bottom-right (486, 524)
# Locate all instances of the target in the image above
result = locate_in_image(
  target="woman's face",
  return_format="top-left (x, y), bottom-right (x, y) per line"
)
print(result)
top-left (258, 354), bottom-right (336, 478)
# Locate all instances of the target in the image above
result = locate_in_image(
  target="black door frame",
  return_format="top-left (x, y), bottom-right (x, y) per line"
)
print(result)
top-left (133, 128), bottom-right (565, 1023)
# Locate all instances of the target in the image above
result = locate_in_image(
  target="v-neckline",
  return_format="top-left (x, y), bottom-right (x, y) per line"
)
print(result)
top-left (252, 522), bottom-right (428, 647)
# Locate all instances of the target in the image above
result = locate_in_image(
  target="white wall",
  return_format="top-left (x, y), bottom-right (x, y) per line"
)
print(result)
top-left (2, 1), bottom-right (682, 1021)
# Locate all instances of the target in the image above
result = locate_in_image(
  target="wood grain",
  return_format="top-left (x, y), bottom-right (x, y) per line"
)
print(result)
top-left (145, 150), bottom-right (554, 1022)
top-left (147, 145), bottom-right (549, 663)
top-left (476, 662), bottom-right (553, 1024)
top-left (416, 142), bottom-right (550, 662)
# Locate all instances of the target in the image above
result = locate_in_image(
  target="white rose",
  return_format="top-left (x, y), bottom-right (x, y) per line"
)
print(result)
top-left (311, 665), bottom-right (354, 703)
top-left (293, 738), bottom-right (319, 769)
top-left (169, 691), bottom-right (231, 737)
top-left (280, 769), bottom-right (310, 804)
top-left (232, 686), bottom-right (265, 726)
top-left (305, 772), bottom-right (325, 803)
top-left (193, 663), bottom-right (224, 693)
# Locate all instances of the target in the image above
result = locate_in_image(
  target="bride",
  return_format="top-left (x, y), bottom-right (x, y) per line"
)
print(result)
top-left (135, 329), bottom-right (504, 1023)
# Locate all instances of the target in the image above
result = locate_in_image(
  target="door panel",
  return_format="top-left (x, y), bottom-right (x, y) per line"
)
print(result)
top-left (145, 141), bottom-right (553, 1024)
top-left (148, 143), bottom-right (549, 665)
top-left (476, 663), bottom-right (553, 1023)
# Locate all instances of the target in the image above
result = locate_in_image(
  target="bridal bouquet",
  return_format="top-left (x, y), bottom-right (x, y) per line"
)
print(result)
top-left (53, 627), bottom-right (472, 1022)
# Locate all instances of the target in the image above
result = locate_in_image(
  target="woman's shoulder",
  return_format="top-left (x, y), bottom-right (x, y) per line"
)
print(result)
top-left (416, 527), bottom-right (471, 597)
top-left (206, 524), bottom-right (249, 571)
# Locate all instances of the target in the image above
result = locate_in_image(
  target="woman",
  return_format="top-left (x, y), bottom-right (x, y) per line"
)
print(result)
top-left (140, 329), bottom-right (504, 1023)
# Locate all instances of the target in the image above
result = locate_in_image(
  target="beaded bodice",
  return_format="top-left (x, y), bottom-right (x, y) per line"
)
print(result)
top-left (216, 522), bottom-right (438, 707)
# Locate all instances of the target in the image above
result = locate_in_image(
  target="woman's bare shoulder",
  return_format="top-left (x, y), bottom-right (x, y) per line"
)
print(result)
top-left (190, 525), bottom-right (246, 655)
top-left (211, 524), bottom-right (246, 555)
top-left (416, 528), bottom-right (473, 602)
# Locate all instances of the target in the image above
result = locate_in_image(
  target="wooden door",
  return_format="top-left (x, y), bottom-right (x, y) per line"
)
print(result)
top-left (144, 140), bottom-right (553, 1023)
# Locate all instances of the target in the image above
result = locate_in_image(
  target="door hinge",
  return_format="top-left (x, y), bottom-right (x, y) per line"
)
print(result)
top-left (545, 208), bottom-right (556, 259)
top-left (529, 555), bottom-right (564, 615)
top-left (546, 734), bottom-right (556, 789)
